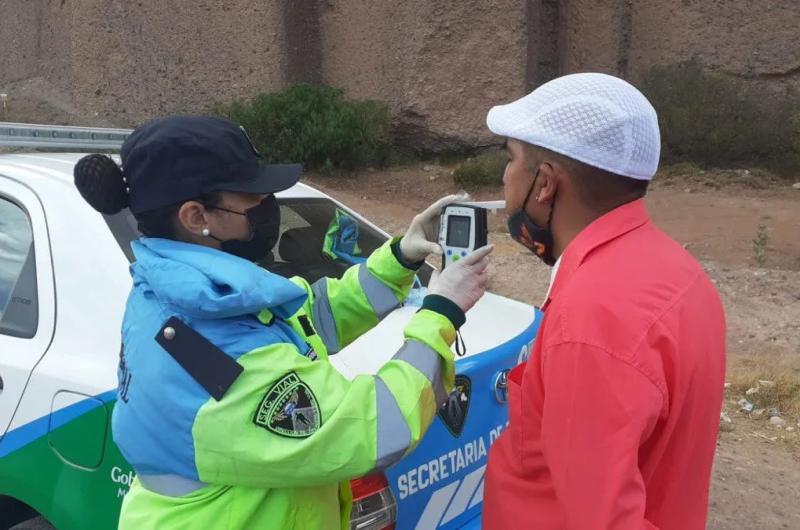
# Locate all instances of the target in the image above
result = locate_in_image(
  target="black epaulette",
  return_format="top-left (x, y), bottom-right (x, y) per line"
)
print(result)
top-left (155, 317), bottom-right (244, 401)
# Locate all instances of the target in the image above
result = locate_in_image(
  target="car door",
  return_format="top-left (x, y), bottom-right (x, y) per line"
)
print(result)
top-left (0, 176), bottom-right (56, 440)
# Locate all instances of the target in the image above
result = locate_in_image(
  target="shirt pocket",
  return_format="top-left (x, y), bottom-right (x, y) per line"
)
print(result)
top-left (506, 363), bottom-right (526, 459)
top-left (507, 357), bottom-right (549, 475)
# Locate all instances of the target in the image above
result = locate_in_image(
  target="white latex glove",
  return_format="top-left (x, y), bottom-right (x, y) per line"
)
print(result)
top-left (399, 193), bottom-right (470, 263)
top-left (427, 245), bottom-right (493, 313)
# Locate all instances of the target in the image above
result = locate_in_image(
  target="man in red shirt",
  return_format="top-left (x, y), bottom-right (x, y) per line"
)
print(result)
top-left (482, 73), bottom-right (726, 529)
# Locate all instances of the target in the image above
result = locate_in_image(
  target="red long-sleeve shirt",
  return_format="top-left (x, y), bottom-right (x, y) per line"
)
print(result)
top-left (483, 199), bottom-right (726, 530)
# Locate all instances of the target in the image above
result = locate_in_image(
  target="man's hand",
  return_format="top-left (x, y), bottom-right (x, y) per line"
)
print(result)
top-left (428, 245), bottom-right (493, 313)
top-left (399, 194), bottom-right (469, 263)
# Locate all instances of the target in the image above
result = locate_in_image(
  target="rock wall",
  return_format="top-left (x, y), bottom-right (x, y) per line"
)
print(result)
top-left (320, 0), bottom-right (527, 148)
top-left (2, 0), bottom-right (799, 147)
top-left (563, 0), bottom-right (800, 84)
top-left (0, 0), bottom-right (74, 96)
top-left (69, 0), bottom-right (287, 123)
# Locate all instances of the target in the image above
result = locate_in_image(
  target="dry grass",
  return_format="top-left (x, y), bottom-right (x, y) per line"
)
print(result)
top-left (724, 354), bottom-right (800, 452)
top-left (727, 353), bottom-right (800, 418)
top-left (654, 163), bottom-right (785, 190)
top-left (452, 151), bottom-right (506, 188)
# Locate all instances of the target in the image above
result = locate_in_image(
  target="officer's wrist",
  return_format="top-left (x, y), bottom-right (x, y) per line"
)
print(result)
top-left (420, 294), bottom-right (466, 330)
top-left (392, 238), bottom-right (425, 270)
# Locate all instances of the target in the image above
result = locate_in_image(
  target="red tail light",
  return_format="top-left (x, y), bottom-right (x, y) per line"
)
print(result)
top-left (350, 473), bottom-right (397, 530)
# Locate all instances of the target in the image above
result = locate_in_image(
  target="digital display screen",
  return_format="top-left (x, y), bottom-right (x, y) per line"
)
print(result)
top-left (446, 215), bottom-right (471, 248)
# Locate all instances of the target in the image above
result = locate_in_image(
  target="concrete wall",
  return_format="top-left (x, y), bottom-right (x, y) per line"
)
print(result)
top-left (2, 0), bottom-right (800, 147)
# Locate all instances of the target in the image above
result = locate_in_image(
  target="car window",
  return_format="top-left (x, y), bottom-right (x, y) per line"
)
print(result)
top-left (269, 198), bottom-right (431, 284)
top-left (0, 196), bottom-right (39, 338)
top-left (101, 197), bottom-right (432, 285)
top-left (269, 198), bottom-right (387, 283)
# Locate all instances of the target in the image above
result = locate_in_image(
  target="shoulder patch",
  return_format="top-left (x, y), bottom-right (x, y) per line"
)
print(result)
top-left (253, 372), bottom-right (321, 438)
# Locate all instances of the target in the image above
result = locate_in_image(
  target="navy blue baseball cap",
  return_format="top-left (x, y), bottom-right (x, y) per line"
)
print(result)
top-left (120, 115), bottom-right (302, 214)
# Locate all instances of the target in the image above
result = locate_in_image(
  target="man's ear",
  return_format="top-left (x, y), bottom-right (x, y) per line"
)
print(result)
top-left (535, 162), bottom-right (559, 204)
top-left (177, 201), bottom-right (209, 236)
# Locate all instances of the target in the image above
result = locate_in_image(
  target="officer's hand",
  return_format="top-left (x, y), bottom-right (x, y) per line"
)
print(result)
top-left (399, 193), bottom-right (470, 263)
top-left (428, 245), bottom-right (493, 313)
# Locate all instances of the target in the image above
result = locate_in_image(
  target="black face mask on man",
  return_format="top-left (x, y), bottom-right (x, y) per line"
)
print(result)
top-left (205, 195), bottom-right (281, 263)
top-left (507, 169), bottom-right (558, 266)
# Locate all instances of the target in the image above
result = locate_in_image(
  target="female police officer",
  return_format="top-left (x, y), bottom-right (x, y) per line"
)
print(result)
top-left (73, 115), bottom-right (492, 529)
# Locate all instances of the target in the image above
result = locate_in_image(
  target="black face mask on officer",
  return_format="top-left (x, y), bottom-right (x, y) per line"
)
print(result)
top-left (507, 169), bottom-right (558, 266)
top-left (206, 195), bottom-right (281, 263)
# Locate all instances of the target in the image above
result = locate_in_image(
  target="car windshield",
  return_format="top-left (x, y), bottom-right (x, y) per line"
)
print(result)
top-left (103, 197), bottom-right (432, 285)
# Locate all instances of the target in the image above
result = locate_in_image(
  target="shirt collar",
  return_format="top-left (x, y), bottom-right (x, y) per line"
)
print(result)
top-left (543, 256), bottom-right (562, 305)
top-left (541, 199), bottom-right (650, 311)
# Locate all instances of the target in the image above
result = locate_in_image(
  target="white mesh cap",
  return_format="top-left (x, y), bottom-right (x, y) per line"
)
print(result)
top-left (487, 73), bottom-right (661, 180)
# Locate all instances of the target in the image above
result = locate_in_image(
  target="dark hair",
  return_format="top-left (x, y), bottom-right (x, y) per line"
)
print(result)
top-left (73, 154), bottom-right (223, 239)
top-left (73, 154), bottom-right (129, 214)
top-left (562, 158), bottom-right (649, 204)
top-left (522, 144), bottom-right (649, 206)
top-left (134, 192), bottom-right (223, 239)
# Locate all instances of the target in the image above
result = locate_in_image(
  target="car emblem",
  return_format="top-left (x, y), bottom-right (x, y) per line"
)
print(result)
top-left (438, 375), bottom-right (471, 437)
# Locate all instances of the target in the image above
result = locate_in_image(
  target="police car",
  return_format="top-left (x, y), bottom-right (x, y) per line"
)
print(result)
top-left (0, 123), bottom-right (541, 530)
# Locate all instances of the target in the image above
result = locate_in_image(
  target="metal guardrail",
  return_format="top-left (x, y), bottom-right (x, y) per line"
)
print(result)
top-left (0, 122), bottom-right (133, 150)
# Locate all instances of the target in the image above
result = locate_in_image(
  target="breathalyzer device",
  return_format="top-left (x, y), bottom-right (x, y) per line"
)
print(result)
top-left (439, 203), bottom-right (488, 268)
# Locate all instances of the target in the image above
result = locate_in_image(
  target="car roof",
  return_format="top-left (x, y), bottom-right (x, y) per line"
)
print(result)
top-left (0, 152), bottom-right (328, 200)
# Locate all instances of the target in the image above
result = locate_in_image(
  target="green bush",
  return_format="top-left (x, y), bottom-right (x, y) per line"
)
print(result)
top-left (640, 61), bottom-right (800, 176)
top-left (452, 151), bottom-right (507, 187)
top-left (215, 84), bottom-right (391, 170)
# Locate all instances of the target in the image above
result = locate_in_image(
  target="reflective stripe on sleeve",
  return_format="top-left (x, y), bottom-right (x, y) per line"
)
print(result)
top-left (393, 340), bottom-right (447, 408)
top-left (374, 377), bottom-right (413, 470)
top-left (311, 278), bottom-right (340, 354)
top-left (358, 264), bottom-right (400, 319)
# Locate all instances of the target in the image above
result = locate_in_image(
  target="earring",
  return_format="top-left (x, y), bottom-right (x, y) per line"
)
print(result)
top-left (202, 227), bottom-right (210, 237)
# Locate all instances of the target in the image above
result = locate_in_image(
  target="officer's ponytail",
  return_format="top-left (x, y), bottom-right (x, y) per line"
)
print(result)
top-left (74, 154), bottom-right (130, 214)
top-left (73, 153), bottom-right (225, 240)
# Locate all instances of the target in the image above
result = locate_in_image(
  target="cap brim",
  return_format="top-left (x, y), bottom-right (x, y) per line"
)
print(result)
top-left (222, 163), bottom-right (303, 195)
top-left (486, 103), bottom-right (518, 138)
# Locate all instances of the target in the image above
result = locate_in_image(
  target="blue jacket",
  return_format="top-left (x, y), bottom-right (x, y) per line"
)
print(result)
top-left (112, 237), bottom-right (458, 529)
top-left (113, 238), bottom-right (310, 479)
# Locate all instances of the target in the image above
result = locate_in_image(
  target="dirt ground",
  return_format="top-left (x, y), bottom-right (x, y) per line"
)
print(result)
top-left (306, 163), bottom-right (800, 529)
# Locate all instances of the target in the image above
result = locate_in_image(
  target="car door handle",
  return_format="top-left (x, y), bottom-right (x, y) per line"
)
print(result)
top-left (494, 369), bottom-right (509, 403)
top-left (0, 374), bottom-right (4, 395)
